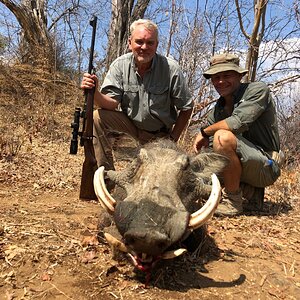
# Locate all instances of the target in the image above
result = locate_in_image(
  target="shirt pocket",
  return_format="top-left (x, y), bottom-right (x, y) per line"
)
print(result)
top-left (122, 84), bottom-right (139, 113)
top-left (148, 85), bottom-right (169, 110)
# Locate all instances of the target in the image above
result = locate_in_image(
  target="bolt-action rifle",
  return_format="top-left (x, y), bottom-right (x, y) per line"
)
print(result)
top-left (70, 16), bottom-right (98, 200)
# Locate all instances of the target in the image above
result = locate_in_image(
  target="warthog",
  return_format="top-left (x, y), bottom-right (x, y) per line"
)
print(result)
top-left (93, 139), bottom-right (227, 270)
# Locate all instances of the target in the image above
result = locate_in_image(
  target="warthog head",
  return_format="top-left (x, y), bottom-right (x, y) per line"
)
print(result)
top-left (94, 139), bottom-right (227, 269)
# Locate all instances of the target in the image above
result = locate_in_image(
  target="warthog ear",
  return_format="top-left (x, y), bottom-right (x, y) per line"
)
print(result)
top-left (190, 152), bottom-right (228, 178)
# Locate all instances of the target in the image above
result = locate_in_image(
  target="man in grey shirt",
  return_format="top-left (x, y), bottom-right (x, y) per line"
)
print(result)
top-left (193, 53), bottom-right (283, 216)
top-left (81, 19), bottom-right (193, 177)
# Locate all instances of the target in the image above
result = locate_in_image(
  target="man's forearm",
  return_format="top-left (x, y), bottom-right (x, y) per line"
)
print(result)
top-left (202, 120), bottom-right (230, 137)
top-left (171, 108), bottom-right (193, 141)
top-left (94, 90), bottom-right (119, 110)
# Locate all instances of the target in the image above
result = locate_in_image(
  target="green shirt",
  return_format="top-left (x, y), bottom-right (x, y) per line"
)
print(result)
top-left (207, 82), bottom-right (280, 152)
top-left (101, 53), bottom-right (193, 131)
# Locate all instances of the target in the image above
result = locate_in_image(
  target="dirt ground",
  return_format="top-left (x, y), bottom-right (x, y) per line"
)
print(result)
top-left (0, 64), bottom-right (299, 299)
top-left (0, 135), bottom-right (299, 300)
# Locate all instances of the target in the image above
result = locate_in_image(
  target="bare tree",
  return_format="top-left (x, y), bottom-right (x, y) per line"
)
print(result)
top-left (203, 0), bottom-right (230, 55)
top-left (0, 0), bottom-right (80, 70)
top-left (0, 0), bottom-right (52, 69)
top-left (105, 0), bottom-right (150, 70)
top-left (235, 0), bottom-right (267, 82)
top-left (274, 85), bottom-right (300, 168)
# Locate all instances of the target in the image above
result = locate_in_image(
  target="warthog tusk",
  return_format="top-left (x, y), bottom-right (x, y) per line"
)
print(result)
top-left (188, 173), bottom-right (221, 230)
top-left (105, 233), bottom-right (187, 261)
top-left (161, 248), bottom-right (187, 259)
top-left (104, 232), bottom-right (129, 253)
top-left (93, 166), bottom-right (116, 214)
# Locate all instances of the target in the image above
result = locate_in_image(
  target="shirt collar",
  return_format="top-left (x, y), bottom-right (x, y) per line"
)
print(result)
top-left (131, 53), bottom-right (157, 73)
top-left (218, 83), bottom-right (246, 107)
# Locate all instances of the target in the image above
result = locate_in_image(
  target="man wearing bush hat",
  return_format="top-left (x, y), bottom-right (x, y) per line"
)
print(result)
top-left (193, 53), bottom-right (283, 216)
top-left (203, 53), bottom-right (248, 79)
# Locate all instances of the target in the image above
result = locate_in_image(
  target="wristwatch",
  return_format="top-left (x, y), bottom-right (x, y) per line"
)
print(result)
top-left (200, 127), bottom-right (210, 139)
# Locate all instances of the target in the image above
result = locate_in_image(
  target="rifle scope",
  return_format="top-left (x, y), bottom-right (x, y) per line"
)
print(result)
top-left (70, 107), bottom-right (81, 155)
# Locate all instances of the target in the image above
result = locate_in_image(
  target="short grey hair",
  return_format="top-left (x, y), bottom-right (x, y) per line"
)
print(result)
top-left (130, 19), bottom-right (159, 40)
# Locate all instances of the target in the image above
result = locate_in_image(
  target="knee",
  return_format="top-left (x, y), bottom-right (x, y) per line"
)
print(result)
top-left (94, 109), bottom-right (109, 126)
top-left (93, 109), bottom-right (104, 131)
top-left (96, 108), bottom-right (113, 123)
top-left (213, 129), bottom-right (237, 153)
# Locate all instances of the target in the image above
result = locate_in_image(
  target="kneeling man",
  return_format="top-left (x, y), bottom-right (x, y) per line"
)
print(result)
top-left (193, 53), bottom-right (283, 216)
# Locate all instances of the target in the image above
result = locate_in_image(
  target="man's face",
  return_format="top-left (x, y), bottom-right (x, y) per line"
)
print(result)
top-left (128, 25), bottom-right (158, 66)
top-left (211, 71), bottom-right (243, 98)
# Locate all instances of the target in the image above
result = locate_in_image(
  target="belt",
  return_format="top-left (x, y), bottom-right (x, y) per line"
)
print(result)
top-left (267, 150), bottom-right (285, 167)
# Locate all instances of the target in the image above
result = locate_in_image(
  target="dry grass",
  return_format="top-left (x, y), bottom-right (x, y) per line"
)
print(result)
top-left (0, 64), bottom-right (299, 299)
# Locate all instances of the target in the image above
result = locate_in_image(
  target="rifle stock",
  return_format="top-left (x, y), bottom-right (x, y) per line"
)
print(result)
top-left (70, 16), bottom-right (98, 200)
top-left (79, 81), bottom-right (97, 200)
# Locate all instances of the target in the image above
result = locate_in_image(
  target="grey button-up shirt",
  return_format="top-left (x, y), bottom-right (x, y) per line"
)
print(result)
top-left (101, 53), bottom-right (193, 131)
top-left (207, 82), bottom-right (280, 152)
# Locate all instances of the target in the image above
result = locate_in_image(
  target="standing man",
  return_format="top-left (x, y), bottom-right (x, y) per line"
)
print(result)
top-left (81, 19), bottom-right (193, 175)
top-left (193, 53), bottom-right (283, 216)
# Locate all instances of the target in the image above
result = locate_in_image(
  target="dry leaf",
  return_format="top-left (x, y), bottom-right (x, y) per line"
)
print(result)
top-left (81, 235), bottom-right (99, 247)
top-left (80, 250), bottom-right (97, 263)
top-left (41, 272), bottom-right (51, 281)
top-left (4, 245), bottom-right (26, 260)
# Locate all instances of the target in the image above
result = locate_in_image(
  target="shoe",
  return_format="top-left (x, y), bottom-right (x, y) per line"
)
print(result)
top-left (215, 188), bottom-right (244, 217)
top-left (240, 183), bottom-right (264, 211)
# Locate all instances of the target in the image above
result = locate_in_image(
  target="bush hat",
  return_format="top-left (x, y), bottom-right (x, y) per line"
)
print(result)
top-left (203, 53), bottom-right (248, 79)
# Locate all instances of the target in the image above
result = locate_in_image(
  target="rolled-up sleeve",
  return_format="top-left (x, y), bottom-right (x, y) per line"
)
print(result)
top-left (100, 59), bottom-right (124, 102)
top-left (171, 71), bottom-right (193, 111)
top-left (225, 82), bottom-right (270, 134)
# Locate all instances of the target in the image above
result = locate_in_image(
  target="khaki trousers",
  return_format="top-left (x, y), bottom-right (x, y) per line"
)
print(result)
top-left (93, 109), bottom-right (169, 170)
top-left (236, 136), bottom-right (281, 187)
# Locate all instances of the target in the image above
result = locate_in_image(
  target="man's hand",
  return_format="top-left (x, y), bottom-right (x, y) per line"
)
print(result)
top-left (80, 73), bottom-right (119, 110)
top-left (193, 133), bottom-right (209, 153)
top-left (81, 73), bottom-right (98, 90)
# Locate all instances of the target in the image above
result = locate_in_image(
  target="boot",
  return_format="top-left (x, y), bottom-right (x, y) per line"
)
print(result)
top-left (215, 188), bottom-right (244, 217)
top-left (240, 182), bottom-right (264, 211)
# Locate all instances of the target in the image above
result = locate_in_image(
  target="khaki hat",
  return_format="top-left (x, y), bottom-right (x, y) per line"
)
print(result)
top-left (203, 53), bottom-right (248, 79)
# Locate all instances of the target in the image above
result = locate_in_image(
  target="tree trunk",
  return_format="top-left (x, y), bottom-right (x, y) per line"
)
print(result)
top-left (105, 0), bottom-right (151, 71)
top-left (235, 0), bottom-right (267, 82)
top-left (0, 0), bottom-right (55, 71)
